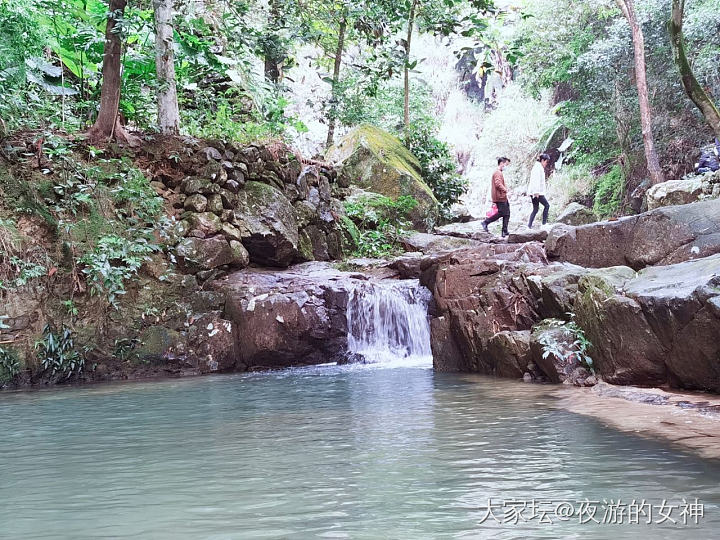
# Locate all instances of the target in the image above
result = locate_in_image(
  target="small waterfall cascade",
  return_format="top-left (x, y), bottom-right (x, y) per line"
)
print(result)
top-left (346, 279), bottom-right (433, 364)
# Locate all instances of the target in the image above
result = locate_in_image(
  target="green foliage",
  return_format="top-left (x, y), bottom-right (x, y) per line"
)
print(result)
top-left (538, 316), bottom-right (594, 373)
top-left (79, 235), bottom-right (158, 309)
top-left (344, 195), bottom-right (417, 257)
top-left (403, 124), bottom-right (467, 216)
top-left (0, 346), bottom-right (21, 384)
top-left (35, 323), bottom-right (84, 381)
top-left (592, 164), bottom-right (624, 218)
top-left (108, 164), bottom-right (163, 224)
top-left (5, 257), bottom-right (47, 288)
top-left (515, 0), bottom-right (720, 173)
top-left (62, 299), bottom-right (78, 317)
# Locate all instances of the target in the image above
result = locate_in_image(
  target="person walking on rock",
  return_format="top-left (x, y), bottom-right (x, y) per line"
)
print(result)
top-left (526, 153), bottom-right (551, 229)
top-left (482, 157), bottom-right (511, 237)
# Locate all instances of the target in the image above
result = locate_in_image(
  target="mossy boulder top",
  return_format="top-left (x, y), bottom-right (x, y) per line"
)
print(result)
top-left (329, 125), bottom-right (439, 229)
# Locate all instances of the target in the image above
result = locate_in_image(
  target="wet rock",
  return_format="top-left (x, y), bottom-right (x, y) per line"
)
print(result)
top-left (136, 326), bottom-right (186, 364)
top-left (546, 198), bottom-right (720, 269)
top-left (421, 244), bottom-right (549, 373)
top-left (556, 202), bottom-right (598, 226)
top-left (184, 194), bottom-right (208, 213)
top-left (215, 264), bottom-right (367, 367)
top-left (234, 181), bottom-right (299, 267)
top-left (485, 330), bottom-right (533, 378)
top-left (186, 312), bottom-right (237, 373)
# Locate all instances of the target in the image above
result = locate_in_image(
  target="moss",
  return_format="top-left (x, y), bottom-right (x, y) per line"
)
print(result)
top-left (298, 229), bottom-right (314, 261)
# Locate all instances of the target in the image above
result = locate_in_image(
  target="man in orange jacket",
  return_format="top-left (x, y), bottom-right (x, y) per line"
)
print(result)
top-left (482, 157), bottom-right (511, 237)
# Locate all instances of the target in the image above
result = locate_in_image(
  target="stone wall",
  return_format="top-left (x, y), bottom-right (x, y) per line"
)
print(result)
top-left (150, 139), bottom-right (346, 278)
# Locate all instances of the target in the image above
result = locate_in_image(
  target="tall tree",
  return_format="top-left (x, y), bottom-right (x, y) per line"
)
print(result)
top-left (87, 0), bottom-right (137, 144)
top-left (153, 0), bottom-right (180, 134)
top-left (325, 14), bottom-right (348, 147)
top-left (669, 0), bottom-right (720, 139)
top-left (403, 0), bottom-right (418, 130)
top-left (614, 0), bottom-right (664, 184)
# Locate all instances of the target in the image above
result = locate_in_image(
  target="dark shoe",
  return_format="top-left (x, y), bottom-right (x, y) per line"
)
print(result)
top-left (481, 221), bottom-right (489, 233)
top-left (501, 231), bottom-right (509, 238)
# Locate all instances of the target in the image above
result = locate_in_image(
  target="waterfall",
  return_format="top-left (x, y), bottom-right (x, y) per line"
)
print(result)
top-left (346, 280), bottom-right (432, 365)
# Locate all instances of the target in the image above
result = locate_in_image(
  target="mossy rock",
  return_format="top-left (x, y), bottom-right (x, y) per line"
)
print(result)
top-left (328, 125), bottom-right (439, 230)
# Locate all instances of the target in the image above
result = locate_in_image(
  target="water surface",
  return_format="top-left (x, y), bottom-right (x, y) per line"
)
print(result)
top-left (1, 363), bottom-right (719, 539)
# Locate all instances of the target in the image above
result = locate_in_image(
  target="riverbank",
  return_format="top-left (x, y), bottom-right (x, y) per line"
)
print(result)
top-left (554, 382), bottom-right (720, 460)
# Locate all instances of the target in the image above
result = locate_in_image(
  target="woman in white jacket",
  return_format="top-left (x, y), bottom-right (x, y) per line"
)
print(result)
top-left (526, 153), bottom-right (551, 228)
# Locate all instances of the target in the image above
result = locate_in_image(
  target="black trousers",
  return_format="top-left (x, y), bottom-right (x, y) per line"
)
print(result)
top-left (528, 195), bottom-right (549, 228)
top-left (484, 201), bottom-right (510, 235)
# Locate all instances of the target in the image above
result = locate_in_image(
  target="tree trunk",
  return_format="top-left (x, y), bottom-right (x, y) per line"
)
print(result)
top-left (325, 17), bottom-right (347, 148)
top-left (403, 0), bottom-right (418, 130)
top-left (264, 0), bottom-right (282, 83)
top-left (615, 0), bottom-right (664, 184)
top-left (87, 0), bottom-right (137, 145)
top-left (669, 0), bottom-right (720, 139)
top-left (153, 0), bottom-right (180, 134)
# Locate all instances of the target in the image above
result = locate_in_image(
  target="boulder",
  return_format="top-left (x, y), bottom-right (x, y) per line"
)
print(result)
top-left (186, 312), bottom-right (237, 373)
top-left (234, 181), bottom-right (300, 267)
top-left (184, 194), bottom-right (208, 213)
top-left (556, 202), bottom-right (598, 226)
top-left (484, 330), bottom-right (533, 378)
top-left (176, 236), bottom-right (235, 273)
top-left (328, 124), bottom-right (439, 229)
top-left (419, 244), bottom-right (549, 372)
top-left (186, 212), bottom-right (222, 237)
top-left (215, 264), bottom-right (364, 367)
top-left (575, 254), bottom-right (720, 392)
top-left (646, 177), bottom-right (704, 210)
top-left (136, 326), bottom-right (186, 364)
top-left (507, 227), bottom-right (548, 244)
top-left (401, 232), bottom-right (483, 253)
top-left (546, 198), bottom-right (720, 269)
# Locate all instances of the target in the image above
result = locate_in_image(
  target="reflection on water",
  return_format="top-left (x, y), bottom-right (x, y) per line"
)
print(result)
top-left (1, 365), bottom-right (719, 539)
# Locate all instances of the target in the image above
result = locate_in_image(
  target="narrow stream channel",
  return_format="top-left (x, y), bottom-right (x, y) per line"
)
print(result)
top-left (1, 365), bottom-right (720, 539)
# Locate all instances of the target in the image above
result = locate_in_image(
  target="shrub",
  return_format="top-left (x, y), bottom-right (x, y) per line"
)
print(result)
top-left (403, 124), bottom-right (467, 217)
top-left (592, 164), bottom-right (624, 218)
top-left (343, 195), bottom-right (417, 258)
top-left (35, 324), bottom-right (84, 381)
top-left (538, 316), bottom-right (594, 373)
top-left (0, 346), bottom-right (20, 384)
top-left (79, 235), bottom-right (158, 309)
